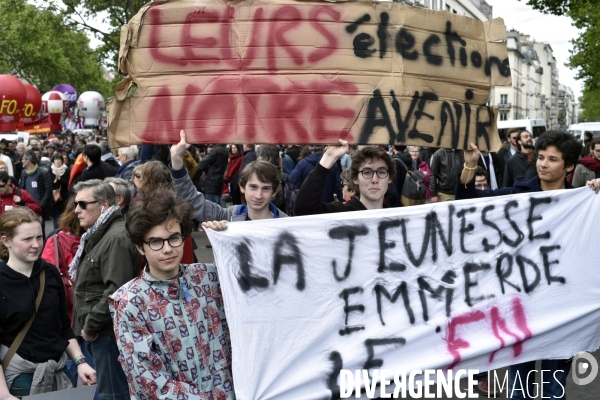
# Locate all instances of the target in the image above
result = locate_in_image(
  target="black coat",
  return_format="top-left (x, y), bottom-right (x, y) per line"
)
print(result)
top-left (503, 152), bottom-right (533, 188)
top-left (51, 167), bottom-right (70, 206)
top-left (392, 151), bottom-right (414, 201)
top-left (198, 144), bottom-right (229, 195)
top-left (240, 149), bottom-right (257, 171)
top-left (286, 146), bottom-right (302, 166)
top-left (79, 163), bottom-right (107, 182)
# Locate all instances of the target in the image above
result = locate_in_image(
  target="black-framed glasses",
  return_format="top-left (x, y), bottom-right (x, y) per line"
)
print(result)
top-left (73, 200), bottom-right (99, 210)
top-left (475, 183), bottom-right (489, 189)
top-left (0, 182), bottom-right (8, 188)
top-left (358, 168), bottom-right (389, 179)
top-left (143, 233), bottom-right (184, 251)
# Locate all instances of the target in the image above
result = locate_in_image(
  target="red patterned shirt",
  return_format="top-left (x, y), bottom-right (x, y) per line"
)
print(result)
top-left (109, 263), bottom-right (235, 400)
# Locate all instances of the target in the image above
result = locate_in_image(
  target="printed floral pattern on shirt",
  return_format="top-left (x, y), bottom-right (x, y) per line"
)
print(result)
top-left (110, 263), bottom-right (235, 400)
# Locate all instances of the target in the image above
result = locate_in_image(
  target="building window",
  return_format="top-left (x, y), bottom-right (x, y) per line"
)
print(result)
top-left (446, 4), bottom-right (451, 11)
top-left (500, 112), bottom-right (508, 121)
top-left (500, 94), bottom-right (508, 105)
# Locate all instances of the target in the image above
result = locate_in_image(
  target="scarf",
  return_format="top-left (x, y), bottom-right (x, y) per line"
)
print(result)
top-left (69, 205), bottom-right (120, 279)
top-left (51, 164), bottom-right (67, 178)
top-left (579, 155), bottom-right (600, 172)
top-left (25, 164), bottom-right (39, 175)
top-left (116, 159), bottom-right (133, 175)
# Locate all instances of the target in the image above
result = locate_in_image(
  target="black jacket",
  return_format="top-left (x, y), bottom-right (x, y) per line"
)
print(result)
top-left (392, 151), bottom-right (413, 200)
top-left (240, 149), bottom-right (257, 171)
top-left (503, 152), bottom-right (533, 188)
top-left (429, 149), bottom-right (464, 196)
top-left (497, 144), bottom-right (515, 168)
top-left (51, 167), bottom-right (70, 206)
top-left (286, 146), bottom-right (302, 166)
top-left (102, 158), bottom-right (119, 176)
top-left (0, 259), bottom-right (75, 363)
top-left (18, 166), bottom-right (54, 212)
top-left (79, 163), bottom-right (107, 182)
top-left (198, 144), bottom-right (229, 195)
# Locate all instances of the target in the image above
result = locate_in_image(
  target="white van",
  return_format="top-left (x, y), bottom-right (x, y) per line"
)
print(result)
top-left (568, 122), bottom-right (600, 142)
top-left (497, 119), bottom-right (547, 142)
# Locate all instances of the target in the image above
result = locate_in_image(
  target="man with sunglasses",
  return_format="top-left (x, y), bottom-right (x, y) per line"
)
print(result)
top-left (295, 140), bottom-right (396, 215)
top-left (71, 180), bottom-right (140, 400)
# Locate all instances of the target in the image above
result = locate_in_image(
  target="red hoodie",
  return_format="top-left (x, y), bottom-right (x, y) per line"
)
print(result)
top-left (0, 184), bottom-right (42, 216)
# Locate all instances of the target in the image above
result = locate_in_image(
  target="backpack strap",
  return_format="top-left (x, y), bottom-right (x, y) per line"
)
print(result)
top-left (1, 269), bottom-right (45, 370)
top-left (395, 157), bottom-right (410, 173)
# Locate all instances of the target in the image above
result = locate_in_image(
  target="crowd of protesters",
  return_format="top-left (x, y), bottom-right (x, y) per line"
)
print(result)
top-left (1, 126), bottom-right (600, 400)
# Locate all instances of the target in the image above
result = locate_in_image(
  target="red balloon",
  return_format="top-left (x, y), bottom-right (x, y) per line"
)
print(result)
top-left (0, 75), bottom-right (26, 132)
top-left (19, 84), bottom-right (42, 124)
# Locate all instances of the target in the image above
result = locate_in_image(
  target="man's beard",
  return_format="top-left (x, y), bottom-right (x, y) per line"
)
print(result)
top-left (521, 141), bottom-right (534, 150)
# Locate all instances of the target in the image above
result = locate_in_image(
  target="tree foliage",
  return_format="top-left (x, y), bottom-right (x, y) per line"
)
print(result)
top-left (523, 0), bottom-right (585, 15)
top-left (579, 84), bottom-right (600, 121)
top-left (0, 0), bottom-right (113, 98)
top-left (524, 0), bottom-right (600, 117)
top-left (60, 0), bottom-right (147, 69)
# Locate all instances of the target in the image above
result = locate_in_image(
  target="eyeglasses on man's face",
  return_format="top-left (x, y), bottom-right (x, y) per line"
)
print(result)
top-left (143, 233), bottom-right (184, 251)
top-left (475, 183), bottom-right (489, 190)
top-left (0, 182), bottom-right (8, 188)
top-left (358, 168), bottom-right (389, 179)
top-left (73, 200), bottom-right (99, 210)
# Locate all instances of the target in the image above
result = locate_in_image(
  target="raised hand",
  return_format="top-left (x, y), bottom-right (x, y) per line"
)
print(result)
top-left (170, 130), bottom-right (189, 170)
top-left (463, 143), bottom-right (480, 168)
top-left (320, 139), bottom-right (349, 169)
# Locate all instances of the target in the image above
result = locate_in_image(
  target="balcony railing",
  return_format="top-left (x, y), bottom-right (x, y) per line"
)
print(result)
top-left (498, 103), bottom-right (512, 108)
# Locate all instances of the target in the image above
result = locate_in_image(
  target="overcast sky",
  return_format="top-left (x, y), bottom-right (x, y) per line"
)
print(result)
top-left (487, 0), bottom-right (583, 100)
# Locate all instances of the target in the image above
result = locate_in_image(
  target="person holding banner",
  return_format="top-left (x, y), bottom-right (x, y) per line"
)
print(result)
top-left (294, 140), bottom-right (396, 215)
top-left (109, 192), bottom-right (234, 400)
top-left (170, 131), bottom-right (289, 224)
top-left (457, 130), bottom-right (600, 399)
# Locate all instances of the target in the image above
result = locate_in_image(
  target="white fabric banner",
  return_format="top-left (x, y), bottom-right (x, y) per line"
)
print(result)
top-left (206, 188), bottom-right (600, 399)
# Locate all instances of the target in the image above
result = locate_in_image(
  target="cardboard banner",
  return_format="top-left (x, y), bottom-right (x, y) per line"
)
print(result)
top-left (206, 188), bottom-right (600, 399)
top-left (108, 0), bottom-right (511, 150)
